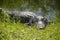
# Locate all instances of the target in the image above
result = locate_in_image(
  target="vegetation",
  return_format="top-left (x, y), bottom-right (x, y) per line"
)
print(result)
top-left (0, 8), bottom-right (60, 40)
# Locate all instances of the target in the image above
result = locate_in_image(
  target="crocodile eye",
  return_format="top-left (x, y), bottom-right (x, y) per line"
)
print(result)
top-left (41, 18), bottom-right (44, 21)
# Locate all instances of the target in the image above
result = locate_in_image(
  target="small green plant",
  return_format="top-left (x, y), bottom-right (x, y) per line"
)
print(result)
top-left (0, 9), bottom-right (10, 22)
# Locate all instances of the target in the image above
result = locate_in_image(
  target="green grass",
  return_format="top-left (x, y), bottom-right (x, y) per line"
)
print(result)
top-left (0, 20), bottom-right (60, 40)
top-left (0, 10), bottom-right (60, 40)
